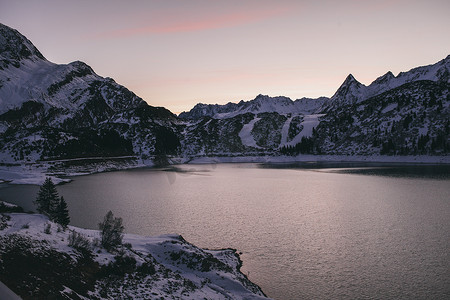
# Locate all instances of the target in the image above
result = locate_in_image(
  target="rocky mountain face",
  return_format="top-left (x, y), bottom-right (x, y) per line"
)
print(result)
top-left (181, 56), bottom-right (449, 157)
top-left (0, 23), bottom-right (181, 163)
top-left (321, 56), bottom-right (449, 111)
top-left (313, 80), bottom-right (449, 155)
top-left (0, 23), bottom-right (448, 164)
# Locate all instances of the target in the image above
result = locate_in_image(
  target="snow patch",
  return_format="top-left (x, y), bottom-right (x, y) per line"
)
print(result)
top-left (239, 117), bottom-right (261, 148)
top-left (280, 115), bottom-right (295, 145)
top-left (283, 114), bottom-right (324, 146)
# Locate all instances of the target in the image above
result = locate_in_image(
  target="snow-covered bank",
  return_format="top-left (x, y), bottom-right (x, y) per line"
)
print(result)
top-left (0, 210), bottom-right (269, 299)
top-left (0, 156), bottom-right (151, 185)
top-left (187, 154), bottom-right (450, 165)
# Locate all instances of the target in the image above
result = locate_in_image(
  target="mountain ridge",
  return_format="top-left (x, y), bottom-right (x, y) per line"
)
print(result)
top-left (179, 94), bottom-right (327, 119)
top-left (0, 23), bottom-right (448, 166)
top-left (181, 56), bottom-right (449, 118)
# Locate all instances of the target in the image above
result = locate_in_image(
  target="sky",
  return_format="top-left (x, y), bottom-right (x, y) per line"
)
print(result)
top-left (1, 0), bottom-right (449, 114)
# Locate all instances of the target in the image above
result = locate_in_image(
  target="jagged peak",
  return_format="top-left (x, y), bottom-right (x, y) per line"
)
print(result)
top-left (328, 73), bottom-right (365, 105)
top-left (254, 94), bottom-right (269, 100)
top-left (346, 73), bottom-right (356, 80)
top-left (343, 73), bottom-right (360, 84)
top-left (372, 71), bottom-right (395, 84)
top-left (334, 74), bottom-right (363, 92)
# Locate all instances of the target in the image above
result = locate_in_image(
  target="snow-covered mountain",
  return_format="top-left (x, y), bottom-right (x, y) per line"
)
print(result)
top-left (179, 94), bottom-right (327, 119)
top-left (0, 23), bottom-right (180, 163)
top-left (322, 55), bottom-right (450, 111)
top-left (179, 55), bottom-right (449, 157)
top-left (181, 56), bottom-right (449, 119)
top-left (0, 24), bottom-right (143, 114)
top-left (0, 23), bottom-right (45, 71)
top-left (314, 80), bottom-right (449, 155)
top-left (0, 22), bottom-right (448, 165)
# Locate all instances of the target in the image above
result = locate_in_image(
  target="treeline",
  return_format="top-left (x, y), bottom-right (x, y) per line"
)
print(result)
top-left (380, 130), bottom-right (450, 155)
top-left (279, 136), bottom-right (320, 155)
top-left (41, 128), bottom-right (134, 159)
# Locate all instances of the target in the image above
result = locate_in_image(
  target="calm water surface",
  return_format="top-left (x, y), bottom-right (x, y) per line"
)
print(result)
top-left (1, 163), bottom-right (449, 299)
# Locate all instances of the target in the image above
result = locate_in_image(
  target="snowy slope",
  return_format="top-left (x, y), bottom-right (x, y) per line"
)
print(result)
top-left (0, 24), bottom-right (144, 115)
top-left (0, 59), bottom-right (106, 113)
top-left (239, 117), bottom-right (262, 148)
top-left (282, 114), bottom-right (324, 147)
top-left (0, 210), bottom-right (269, 299)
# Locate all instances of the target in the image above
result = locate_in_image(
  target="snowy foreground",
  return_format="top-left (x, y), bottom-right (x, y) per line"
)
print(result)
top-left (0, 206), bottom-right (268, 299)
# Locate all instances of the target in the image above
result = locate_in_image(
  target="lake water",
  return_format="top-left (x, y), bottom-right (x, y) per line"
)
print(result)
top-left (1, 163), bottom-right (450, 299)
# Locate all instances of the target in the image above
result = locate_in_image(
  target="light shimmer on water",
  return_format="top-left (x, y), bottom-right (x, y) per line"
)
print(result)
top-left (1, 163), bottom-right (449, 299)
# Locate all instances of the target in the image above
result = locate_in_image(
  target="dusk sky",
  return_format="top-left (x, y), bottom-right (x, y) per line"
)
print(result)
top-left (1, 0), bottom-right (449, 113)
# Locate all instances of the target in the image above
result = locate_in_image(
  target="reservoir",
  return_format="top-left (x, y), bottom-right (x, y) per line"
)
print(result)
top-left (1, 163), bottom-right (449, 299)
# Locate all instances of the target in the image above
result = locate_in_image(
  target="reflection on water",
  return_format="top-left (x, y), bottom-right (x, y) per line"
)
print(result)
top-left (260, 162), bottom-right (450, 179)
top-left (332, 165), bottom-right (450, 179)
top-left (1, 163), bottom-right (449, 299)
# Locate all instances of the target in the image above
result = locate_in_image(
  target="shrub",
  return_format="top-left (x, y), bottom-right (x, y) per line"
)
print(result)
top-left (44, 223), bottom-right (51, 234)
top-left (0, 214), bottom-right (11, 230)
top-left (100, 255), bottom-right (137, 276)
top-left (0, 202), bottom-right (24, 213)
top-left (137, 261), bottom-right (156, 275)
top-left (68, 231), bottom-right (91, 253)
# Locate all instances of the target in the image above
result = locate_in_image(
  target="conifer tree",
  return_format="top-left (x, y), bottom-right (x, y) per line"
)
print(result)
top-left (49, 193), bottom-right (62, 220)
top-left (55, 196), bottom-right (70, 228)
top-left (98, 210), bottom-right (124, 250)
top-left (35, 177), bottom-right (59, 216)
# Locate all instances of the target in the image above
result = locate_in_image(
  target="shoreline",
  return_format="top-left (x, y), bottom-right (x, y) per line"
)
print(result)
top-left (185, 154), bottom-right (450, 165)
top-left (0, 154), bottom-right (449, 185)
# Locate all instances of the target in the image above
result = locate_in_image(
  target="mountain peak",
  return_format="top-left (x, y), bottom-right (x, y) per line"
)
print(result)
top-left (339, 73), bottom-right (364, 89)
top-left (373, 71), bottom-right (395, 84)
top-left (0, 23), bottom-right (45, 69)
top-left (326, 73), bottom-right (365, 108)
top-left (346, 73), bottom-right (356, 80)
top-left (336, 73), bottom-right (363, 91)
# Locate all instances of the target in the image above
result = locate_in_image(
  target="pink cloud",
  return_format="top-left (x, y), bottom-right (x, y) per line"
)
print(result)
top-left (99, 6), bottom-right (292, 38)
